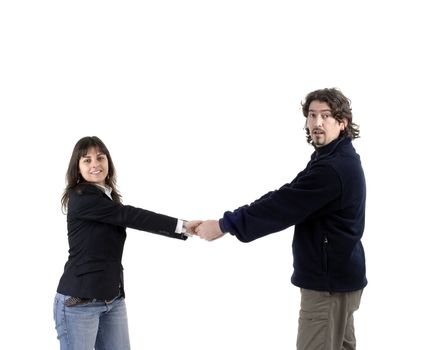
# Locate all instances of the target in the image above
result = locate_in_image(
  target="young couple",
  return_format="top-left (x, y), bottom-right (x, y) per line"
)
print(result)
top-left (54, 88), bottom-right (366, 350)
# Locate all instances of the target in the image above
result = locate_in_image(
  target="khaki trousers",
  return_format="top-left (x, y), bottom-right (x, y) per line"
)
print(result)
top-left (296, 288), bottom-right (363, 350)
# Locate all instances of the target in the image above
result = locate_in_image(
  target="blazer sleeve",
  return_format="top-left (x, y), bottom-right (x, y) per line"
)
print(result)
top-left (68, 184), bottom-right (187, 240)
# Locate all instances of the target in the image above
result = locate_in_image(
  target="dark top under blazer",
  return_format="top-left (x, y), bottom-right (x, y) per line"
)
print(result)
top-left (219, 137), bottom-right (367, 292)
top-left (57, 183), bottom-right (187, 300)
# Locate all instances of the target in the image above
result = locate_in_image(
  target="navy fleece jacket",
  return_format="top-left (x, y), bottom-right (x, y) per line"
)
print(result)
top-left (219, 137), bottom-right (367, 292)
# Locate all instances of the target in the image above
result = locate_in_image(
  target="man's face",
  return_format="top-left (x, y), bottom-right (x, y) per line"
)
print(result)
top-left (306, 100), bottom-right (347, 148)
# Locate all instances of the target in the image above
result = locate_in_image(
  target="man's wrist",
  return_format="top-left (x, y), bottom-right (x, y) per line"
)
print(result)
top-left (218, 218), bottom-right (228, 234)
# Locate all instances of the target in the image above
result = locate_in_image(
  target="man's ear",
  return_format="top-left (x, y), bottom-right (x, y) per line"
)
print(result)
top-left (340, 118), bottom-right (349, 130)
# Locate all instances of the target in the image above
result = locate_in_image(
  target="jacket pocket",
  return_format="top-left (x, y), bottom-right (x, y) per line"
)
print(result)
top-left (321, 236), bottom-right (328, 272)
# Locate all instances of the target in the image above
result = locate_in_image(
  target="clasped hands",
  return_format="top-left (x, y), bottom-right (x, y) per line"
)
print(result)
top-left (184, 220), bottom-right (225, 241)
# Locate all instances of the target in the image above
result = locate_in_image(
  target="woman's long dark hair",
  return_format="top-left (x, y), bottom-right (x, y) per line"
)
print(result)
top-left (301, 88), bottom-right (360, 144)
top-left (61, 136), bottom-right (122, 212)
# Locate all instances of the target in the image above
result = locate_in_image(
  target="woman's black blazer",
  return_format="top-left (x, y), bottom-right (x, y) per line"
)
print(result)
top-left (56, 183), bottom-right (187, 300)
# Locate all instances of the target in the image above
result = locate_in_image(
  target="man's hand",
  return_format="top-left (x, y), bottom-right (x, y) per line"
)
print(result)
top-left (195, 220), bottom-right (225, 241)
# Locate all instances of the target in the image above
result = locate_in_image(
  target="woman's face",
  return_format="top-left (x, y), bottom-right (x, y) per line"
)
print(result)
top-left (78, 147), bottom-right (109, 186)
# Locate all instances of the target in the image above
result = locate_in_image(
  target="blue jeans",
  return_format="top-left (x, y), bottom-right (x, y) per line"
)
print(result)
top-left (53, 293), bottom-right (131, 350)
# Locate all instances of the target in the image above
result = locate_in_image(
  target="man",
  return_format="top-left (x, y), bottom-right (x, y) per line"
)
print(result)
top-left (195, 88), bottom-right (367, 350)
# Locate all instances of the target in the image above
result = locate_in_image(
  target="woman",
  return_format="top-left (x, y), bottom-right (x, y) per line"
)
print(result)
top-left (54, 136), bottom-right (199, 350)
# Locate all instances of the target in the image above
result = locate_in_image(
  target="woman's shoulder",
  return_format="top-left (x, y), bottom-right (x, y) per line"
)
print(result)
top-left (68, 183), bottom-right (106, 212)
top-left (71, 183), bottom-right (103, 197)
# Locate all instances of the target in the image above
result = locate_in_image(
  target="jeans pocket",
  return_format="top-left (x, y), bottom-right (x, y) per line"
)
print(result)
top-left (53, 293), bottom-right (67, 341)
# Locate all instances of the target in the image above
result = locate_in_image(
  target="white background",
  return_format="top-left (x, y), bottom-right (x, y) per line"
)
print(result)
top-left (1, 0), bottom-right (425, 349)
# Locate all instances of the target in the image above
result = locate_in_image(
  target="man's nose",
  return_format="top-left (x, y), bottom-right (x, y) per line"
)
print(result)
top-left (314, 115), bottom-right (323, 126)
